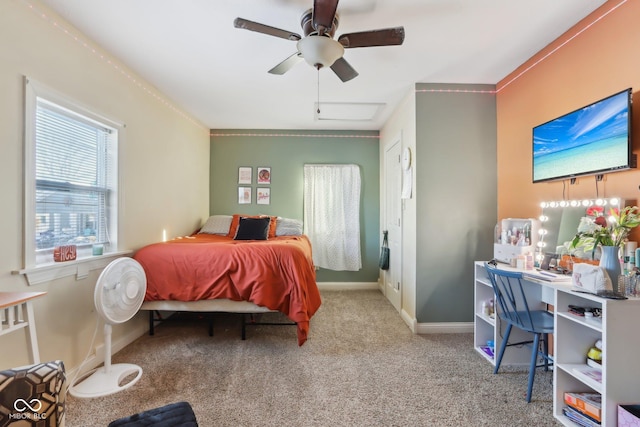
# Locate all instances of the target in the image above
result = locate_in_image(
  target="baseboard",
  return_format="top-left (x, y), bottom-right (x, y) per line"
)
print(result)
top-left (416, 322), bottom-right (474, 334)
top-left (316, 284), bottom-right (470, 334)
top-left (317, 282), bottom-right (379, 291)
top-left (67, 320), bottom-right (148, 380)
top-left (401, 309), bottom-right (417, 333)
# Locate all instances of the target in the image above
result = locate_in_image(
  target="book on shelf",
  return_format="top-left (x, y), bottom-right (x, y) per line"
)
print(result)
top-left (479, 345), bottom-right (494, 359)
top-left (572, 366), bottom-right (603, 383)
top-left (563, 405), bottom-right (601, 427)
top-left (564, 392), bottom-right (602, 423)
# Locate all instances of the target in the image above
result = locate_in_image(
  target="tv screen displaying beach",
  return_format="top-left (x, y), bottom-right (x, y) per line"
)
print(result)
top-left (533, 90), bottom-right (630, 182)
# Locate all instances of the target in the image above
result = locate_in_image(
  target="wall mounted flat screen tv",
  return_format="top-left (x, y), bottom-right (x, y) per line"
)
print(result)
top-left (532, 88), bottom-right (633, 183)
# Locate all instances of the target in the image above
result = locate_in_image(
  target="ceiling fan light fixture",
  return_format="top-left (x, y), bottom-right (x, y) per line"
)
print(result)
top-left (297, 35), bottom-right (344, 69)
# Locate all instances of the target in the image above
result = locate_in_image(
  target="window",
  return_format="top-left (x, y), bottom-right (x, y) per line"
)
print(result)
top-left (303, 164), bottom-right (362, 271)
top-left (24, 78), bottom-right (120, 268)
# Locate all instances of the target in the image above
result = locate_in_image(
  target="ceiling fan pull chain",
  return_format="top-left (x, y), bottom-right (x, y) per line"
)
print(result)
top-left (317, 67), bottom-right (321, 114)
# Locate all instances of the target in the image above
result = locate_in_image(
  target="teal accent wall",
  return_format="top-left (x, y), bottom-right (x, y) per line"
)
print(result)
top-left (210, 129), bottom-right (380, 283)
top-left (414, 84), bottom-right (497, 323)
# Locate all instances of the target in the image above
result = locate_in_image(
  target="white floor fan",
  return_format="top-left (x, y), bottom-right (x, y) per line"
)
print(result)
top-left (69, 257), bottom-right (147, 398)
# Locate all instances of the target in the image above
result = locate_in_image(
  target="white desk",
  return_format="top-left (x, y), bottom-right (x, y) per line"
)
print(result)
top-left (492, 262), bottom-right (574, 303)
top-left (473, 261), bottom-right (640, 426)
top-left (473, 262), bottom-right (569, 367)
top-left (0, 291), bottom-right (46, 364)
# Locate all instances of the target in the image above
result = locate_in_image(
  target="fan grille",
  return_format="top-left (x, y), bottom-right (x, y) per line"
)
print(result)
top-left (95, 258), bottom-right (146, 324)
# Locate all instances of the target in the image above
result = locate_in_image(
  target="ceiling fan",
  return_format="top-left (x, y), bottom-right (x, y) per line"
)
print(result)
top-left (234, 0), bottom-right (405, 82)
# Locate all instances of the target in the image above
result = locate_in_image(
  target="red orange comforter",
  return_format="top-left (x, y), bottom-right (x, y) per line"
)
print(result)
top-left (133, 234), bottom-right (321, 345)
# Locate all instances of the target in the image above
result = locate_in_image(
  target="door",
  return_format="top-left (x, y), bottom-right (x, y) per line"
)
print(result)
top-left (383, 139), bottom-right (402, 312)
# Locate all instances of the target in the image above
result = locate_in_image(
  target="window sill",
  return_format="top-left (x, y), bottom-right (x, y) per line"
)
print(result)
top-left (13, 250), bottom-right (133, 286)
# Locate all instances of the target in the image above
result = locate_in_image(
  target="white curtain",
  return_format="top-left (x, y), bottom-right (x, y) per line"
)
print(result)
top-left (303, 164), bottom-right (362, 271)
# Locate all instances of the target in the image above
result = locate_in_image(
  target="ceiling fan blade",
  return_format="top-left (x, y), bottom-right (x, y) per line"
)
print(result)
top-left (312, 0), bottom-right (339, 35)
top-left (338, 27), bottom-right (405, 48)
top-left (234, 17), bottom-right (301, 41)
top-left (330, 57), bottom-right (358, 82)
top-left (268, 52), bottom-right (304, 75)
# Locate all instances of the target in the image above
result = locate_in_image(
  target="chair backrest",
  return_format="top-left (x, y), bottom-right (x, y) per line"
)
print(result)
top-left (484, 262), bottom-right (537, 331)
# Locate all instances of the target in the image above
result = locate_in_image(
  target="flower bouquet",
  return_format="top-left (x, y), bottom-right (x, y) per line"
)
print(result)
top-left (570, 205), bottom-right (640, 257)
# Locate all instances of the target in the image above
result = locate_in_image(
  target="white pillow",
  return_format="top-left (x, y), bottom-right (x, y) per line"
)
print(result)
top-left (275, 217), bottom-right (303, 236)
top-left (199, 215), bottom-right (233, 235)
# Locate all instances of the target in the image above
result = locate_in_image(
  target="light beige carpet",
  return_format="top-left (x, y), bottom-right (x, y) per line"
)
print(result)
top-left (66, 290), bottom-right (559, 426)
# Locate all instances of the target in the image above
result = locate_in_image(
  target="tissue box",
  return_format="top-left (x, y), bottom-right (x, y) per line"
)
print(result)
top-left (619, 405), bottom-right (640, 426)
top-left (572, 263), bottom-right (612, 293)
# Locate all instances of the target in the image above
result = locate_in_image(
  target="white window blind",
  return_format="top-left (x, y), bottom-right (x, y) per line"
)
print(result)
top-left (25, 79), bottom-right (119, 267)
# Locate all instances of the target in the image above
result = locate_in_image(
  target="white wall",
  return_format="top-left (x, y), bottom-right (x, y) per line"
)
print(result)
top-left (380, 87), bottom-right (417, 323)
top-left (0, 0), bottom-right (210, 369)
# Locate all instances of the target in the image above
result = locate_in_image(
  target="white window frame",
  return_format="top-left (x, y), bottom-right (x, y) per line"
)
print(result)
top-left (18, 77), bottom-right (129, 285)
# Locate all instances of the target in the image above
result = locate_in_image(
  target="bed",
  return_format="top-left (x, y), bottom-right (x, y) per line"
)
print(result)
top-left (133, 215), bottom-right (321, 345)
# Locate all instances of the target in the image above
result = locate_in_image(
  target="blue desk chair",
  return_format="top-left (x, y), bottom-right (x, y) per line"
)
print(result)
top-left (484, 262), bottom-right (554, 402)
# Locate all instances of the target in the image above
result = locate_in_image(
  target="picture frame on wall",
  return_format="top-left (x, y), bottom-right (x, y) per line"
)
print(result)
top-left (238, 167), bottom-right (252, 184)
top-left (257, 167), bottom-right (271, 184)
top-left (257, 188), bottom-right (270, 205)
top-left (238, 186), bottom-right (252, 204)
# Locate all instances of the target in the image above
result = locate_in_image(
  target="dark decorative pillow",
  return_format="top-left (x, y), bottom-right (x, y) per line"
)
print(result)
top-left (234, 217), bottom-right (271, 240)
top-left (227, 214), bottom-right (277, 238)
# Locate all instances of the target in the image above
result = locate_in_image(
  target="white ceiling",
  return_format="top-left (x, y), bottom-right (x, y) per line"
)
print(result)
top-left (41, 0), bottom-right (607, 131)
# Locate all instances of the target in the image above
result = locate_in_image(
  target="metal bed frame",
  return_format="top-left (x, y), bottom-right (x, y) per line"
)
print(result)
top-left (140, 299), bottom-right (296, 340)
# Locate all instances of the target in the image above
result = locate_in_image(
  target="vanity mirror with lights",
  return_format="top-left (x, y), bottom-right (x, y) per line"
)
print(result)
top-left (537, 197), bottom-right (623, 269)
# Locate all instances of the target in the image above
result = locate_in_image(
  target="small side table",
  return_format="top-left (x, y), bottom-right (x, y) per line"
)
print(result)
top-left (0, 291), bottom-right (46, 364)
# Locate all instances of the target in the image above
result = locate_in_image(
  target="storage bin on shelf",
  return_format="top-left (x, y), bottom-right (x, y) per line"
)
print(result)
top-left (494, 218), bottom-right (540, 265)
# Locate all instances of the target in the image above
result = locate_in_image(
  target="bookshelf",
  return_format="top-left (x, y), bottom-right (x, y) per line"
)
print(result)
top-left (473, 262), bottom-right (551, 368)
top-left (553, 289), bottom-right (640, 426)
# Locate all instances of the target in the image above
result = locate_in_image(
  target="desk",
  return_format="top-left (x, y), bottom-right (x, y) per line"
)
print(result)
top-left (474, 261), bottom-right (640, 426)
top-left (497, 263), bottom-right (574, 304)
top-left (0, 291), bottom-right (46, 364)
top-left (474, 262), bottom-right (570, 367)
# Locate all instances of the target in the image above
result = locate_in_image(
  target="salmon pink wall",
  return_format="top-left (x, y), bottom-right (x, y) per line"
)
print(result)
top-left (496, 0), bottom-right (640, 220)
